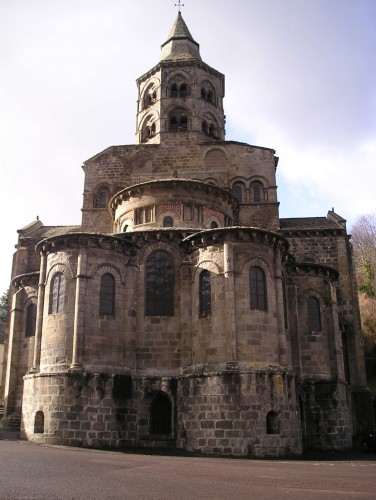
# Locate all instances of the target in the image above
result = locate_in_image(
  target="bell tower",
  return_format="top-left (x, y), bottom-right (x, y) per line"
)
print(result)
top-left (135, 12), bottom-right (225, 144)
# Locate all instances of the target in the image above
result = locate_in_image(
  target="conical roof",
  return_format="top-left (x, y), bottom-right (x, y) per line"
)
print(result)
top-left (160, 12), bottom-right (201, 62)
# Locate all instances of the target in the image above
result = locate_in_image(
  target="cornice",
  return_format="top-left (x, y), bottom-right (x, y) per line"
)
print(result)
top-left (286, 262), bottom-right (339, 282)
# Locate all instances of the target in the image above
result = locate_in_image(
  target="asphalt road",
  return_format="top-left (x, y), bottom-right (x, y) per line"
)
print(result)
top-left (0, 435), bottom-right (376, 499)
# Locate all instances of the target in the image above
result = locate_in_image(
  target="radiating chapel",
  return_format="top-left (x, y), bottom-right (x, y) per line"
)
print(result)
top-left (1, 12), bottom-right (373, 456)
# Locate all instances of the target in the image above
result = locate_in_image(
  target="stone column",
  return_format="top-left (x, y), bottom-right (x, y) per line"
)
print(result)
top-left (70, 250), bottom-right (87, 371)
top-left (31, 251), bottom-right (47, 372)
top-left (223, 240), bottom-right (237, 364)
top-left (274, 243), bottom-right (288, 365)
top-left (328, 282), bottom-right (345, 380)
top-left (3, 288), bottom-right (24, 415)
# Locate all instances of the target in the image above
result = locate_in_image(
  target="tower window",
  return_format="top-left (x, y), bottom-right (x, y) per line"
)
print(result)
top-left (150, 393), bottom-right (172, 435)
top-left (210, 221), bottom-right (218, 229)
top-left (307, 296), bottom-right (321, 332)
top-left (199, 270), bottom-right (211, 317)
top-left (49, 273), bottom-right (66, 314)
top-left (25, 303), bottom-right (37, 337)
top-left (232, 182), bottom-right (244, 202)
top-left (250, 266), bottom-right (267, 310)
top-left (170, 82), bottom-right (189, 98)
top-left (94, 189), bottom-right (108, 208)
top-left (251, 181), bottom-right (264, 203)
top-left (146, 250), bottom-right (174, 316)
top-left (202, 120), bottom-right (208, 134)
top-left (99, 273), bottom-right (115, 316)
top-left (169, 115), bottom-right (188, 132)
top-left (209, 124), bottom-right (216, 137)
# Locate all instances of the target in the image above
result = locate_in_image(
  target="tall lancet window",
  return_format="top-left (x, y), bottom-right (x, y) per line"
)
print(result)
top-left (146, 251), bottom-right (174, 316)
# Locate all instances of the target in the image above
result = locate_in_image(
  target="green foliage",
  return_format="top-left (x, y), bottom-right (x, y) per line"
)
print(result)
top-left (0, 289), bottom-right (9, 323)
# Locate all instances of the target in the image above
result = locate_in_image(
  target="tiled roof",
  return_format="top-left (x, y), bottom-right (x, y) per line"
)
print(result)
top-left (280, 217), bottom-right (341, 230)
top-left (20, 225), bottom-right (82, 239)
top-left (167, 12), bottom-right (195, 41)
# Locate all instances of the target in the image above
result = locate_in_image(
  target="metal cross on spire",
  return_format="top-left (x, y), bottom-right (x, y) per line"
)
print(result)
top-left (175, 0), bottom-right (184, 12)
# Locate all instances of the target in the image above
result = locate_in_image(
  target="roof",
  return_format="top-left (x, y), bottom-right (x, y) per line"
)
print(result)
top-left (160, 12), bottom-right (201, 62)
top-left (19, 225), bottom-right (82, 240)
top-left (279, 217), bottom-right (342, 230)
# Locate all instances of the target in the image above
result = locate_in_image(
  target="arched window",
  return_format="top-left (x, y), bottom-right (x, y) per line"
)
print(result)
top-left (210, 221), bottom-right (218, 229)
top-left (308, 296), bottom-right (321, 331)
top-left (202, 120), bottom-right (208, 134)
top-left (209, 124), bottom-right (216, 137)
top-left (266, 411), bottom-right (280, 434)
top-left (207, 90), bottom-right (213, 103)
top-left (163, 216), bottom-right (174, 228)
top-left (250, 266), bottom-right (267, 310)
top-left (169, 115), bottom-right (188, 132)
top-left (146, 251), bottom-right (174, 316)
top-left (201, 88), bottom-right (206, 99)
top-left (179, 83), bottom-right (188, 97)
top-left (34, 411), bottom-right (44, 434)
top-left (199, 270), bottom-right (211, 317)
top-left (251, 181), bottom-right (263, 203)
top-left (94, 189), bottom-right (108, 208)
top-left (170, 83), bottom-right (178, 97)
top-left (25, 303), bottom-right (37, 337)
top-left (99, 273), bottom-right (115, 316)
top-left (49, 272), bottom-right (65, 314)
top-left (150, 393), bottom-right (172, 435)
top-left (232, 183), bottom-right (244, 202)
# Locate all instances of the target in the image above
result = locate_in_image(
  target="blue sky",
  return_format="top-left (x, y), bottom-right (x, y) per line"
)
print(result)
top-left (0, 0), bottom-right (375, 293)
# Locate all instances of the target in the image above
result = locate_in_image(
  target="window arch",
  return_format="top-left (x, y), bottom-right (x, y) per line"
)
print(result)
top-left (169, 114), bottom-right (188, 132)
top-left (25, 303), bottom-right (37, 337)
top-left (170, 82), bottom-right (189, 98)
top-left (146, 250), bottom-right (174, 316)
top-left (142, 84), bottom-right (157, 109)
top-left (250, 266), bottom-right (267, 310)
top-left (232, 182), bottom-right (244, 202)
top-left (307, 296), bottom-right (321, 331)
top-left (99, 273), bottom-right (115, 316)
top-left (150, 393), bottom-right (172, 435)
top-left (251, 181), bottom-right (264, 203)
top-left (163, 216), bottom-right (174, 228)
top-left (94, 188), bottom-right (108, 208)
top-left (199, 270), bottom-right (211, 317)
top-left (49, 272), bottom-right (65, 314)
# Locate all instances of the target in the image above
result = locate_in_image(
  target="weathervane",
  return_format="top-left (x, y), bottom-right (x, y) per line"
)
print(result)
top-left (175, 0), bottom-right (184, 12)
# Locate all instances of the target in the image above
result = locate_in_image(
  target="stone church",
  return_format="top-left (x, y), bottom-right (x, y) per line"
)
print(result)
top-left (1, 12), bottom-right (373, 456)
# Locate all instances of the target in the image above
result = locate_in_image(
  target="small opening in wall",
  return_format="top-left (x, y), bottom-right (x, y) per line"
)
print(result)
top-left (266, 411), bottom-right (280, 435)
top-left (34, 411), bottom-right (44, 434)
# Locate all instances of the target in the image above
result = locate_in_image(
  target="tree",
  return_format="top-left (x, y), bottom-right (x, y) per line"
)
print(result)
top-left (351, 213), bottom-right (376, 297)
top-left (0, 289), bottom-right (9, 323)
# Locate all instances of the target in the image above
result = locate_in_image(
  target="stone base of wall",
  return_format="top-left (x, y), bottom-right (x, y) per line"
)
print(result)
top-left (299, 379), bottom-right (353, 451)
top-left (21, 370), bottom-right (353, 457)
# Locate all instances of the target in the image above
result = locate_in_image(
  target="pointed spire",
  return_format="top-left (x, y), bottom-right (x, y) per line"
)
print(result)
top-left (160, 12), bottom-right (201, 62)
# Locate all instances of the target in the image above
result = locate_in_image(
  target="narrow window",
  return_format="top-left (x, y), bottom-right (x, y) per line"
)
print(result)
top-left (163, 216), bottom-right (174, 228)
top-left (202, 120), bottom-right (208, 134)
top-left (308, 296), bottom-right (321, 332)
top-left (250, 266), bottom-right (267, 310)
top-left (170, 84), bottom-right (178, 97)
top-left (232, 183), bottom-right (243, 202)
top-left (209, 124), bottom-right (216, 137)
top-left (94, 189), bottom-right (107, 208)
top-left (25, 303), bottom-right (37, 337)
top-left (49, 273), bottom-right (65, 314)
top-left (180, 116), bottom-right (188, 130)
top-left (146, 251), bottom-right (174, 316)
top-left (210, 221), bottom-right (218, 229)
top-left (169, 116), bottom-right (178, 131)
top-left (99, 273), bottom-right (115, 316)
top-left (201, 88), bottom-right (206, 99)
top-left (207, 90), bottom-right (213, 102)
top-left (266, 411), bottom-right (280, 434)
top-left (34, 411), bottom-right (44, 434)
top-left (199, 270), bottom-right (211, 317)
top-left (253, 184), bottom-right (261, 202)
top-left (179, 83), bottom-right (188, 97)
top-left (150, 393), bottom-right (172, 435)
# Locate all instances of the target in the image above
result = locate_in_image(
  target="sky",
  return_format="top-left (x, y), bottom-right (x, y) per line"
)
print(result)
top-left (0, 0), bottom-right (375, 294)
